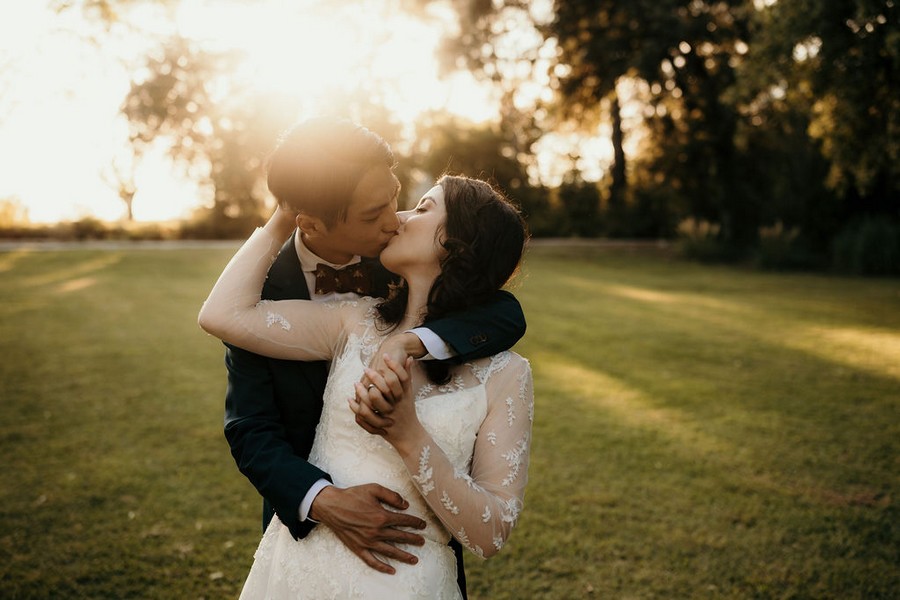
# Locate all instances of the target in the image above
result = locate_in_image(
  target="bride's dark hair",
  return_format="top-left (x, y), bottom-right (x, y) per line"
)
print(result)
top-left (376, 174), bottom-right (528, 384)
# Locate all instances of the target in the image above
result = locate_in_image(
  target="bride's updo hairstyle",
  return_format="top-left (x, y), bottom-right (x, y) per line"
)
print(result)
top-left (378, 174), bottom-right (528, 384)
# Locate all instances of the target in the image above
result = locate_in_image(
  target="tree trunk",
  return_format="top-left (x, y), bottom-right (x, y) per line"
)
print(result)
top-left (609, 89), bottom-right (626, 209)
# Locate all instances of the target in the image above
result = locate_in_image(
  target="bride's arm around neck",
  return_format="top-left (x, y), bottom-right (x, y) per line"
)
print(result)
top-left (198, 210), bottom-right (355, 362)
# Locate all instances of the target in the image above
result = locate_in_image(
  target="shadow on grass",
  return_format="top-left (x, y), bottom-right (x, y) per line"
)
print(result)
top-left (493, 249), bottom-right (900, 597)
top-left (2, 245), bottom-right (898, 599)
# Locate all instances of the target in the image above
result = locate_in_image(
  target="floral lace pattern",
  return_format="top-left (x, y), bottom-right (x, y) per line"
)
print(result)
top-left (199, 229), bottom-right (534, 598)
top-left (238, 306), bottom-right (533, 598)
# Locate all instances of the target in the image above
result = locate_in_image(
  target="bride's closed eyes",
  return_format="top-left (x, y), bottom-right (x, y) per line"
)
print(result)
top-left (415, 198), bottom-right (435, 213)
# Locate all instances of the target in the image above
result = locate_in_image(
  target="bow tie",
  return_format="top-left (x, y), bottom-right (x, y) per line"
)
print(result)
top-left (313, 262), bottom-right (376, 296)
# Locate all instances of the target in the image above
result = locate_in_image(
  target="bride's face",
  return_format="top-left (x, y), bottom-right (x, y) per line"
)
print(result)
top-left (379, 184), bottom-right (447, 277)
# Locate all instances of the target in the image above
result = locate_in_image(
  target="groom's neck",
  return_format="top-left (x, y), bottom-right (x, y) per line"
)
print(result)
top-left (302, 231), bottom-right (355, 266)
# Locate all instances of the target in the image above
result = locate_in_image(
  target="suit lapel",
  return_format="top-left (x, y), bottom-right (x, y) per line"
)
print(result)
top-left (263, 231), bottom-right (311, 302)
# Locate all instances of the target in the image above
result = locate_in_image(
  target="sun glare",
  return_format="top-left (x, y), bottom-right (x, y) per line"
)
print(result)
top-left (0, 0), bottom-right (501, 223)
top-left (176, 0), bottom-right (497, 126)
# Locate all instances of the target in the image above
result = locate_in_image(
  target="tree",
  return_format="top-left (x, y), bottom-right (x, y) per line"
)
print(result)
top-left (0, 197), bottom-right (29, 228)
top-left (409, 112), bottom-right (558, 235)
top-left (556, 1), bottom-right (754, 240)
top-left (434, 1), bottom-right (755, 242)
top-left (121, 35), bottom-right (300, 236)
top-left (748, 0), bottom-right (898, 216)
top-left (100, 155), bottom-right (137, 222)
top-left (728, 63), bottom-right (840, 255)
top-left (558, 170), bottom-right (601, 237)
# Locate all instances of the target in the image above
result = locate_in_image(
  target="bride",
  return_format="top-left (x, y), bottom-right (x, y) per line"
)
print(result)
top-left (199, 174), bottom-right (533, 599)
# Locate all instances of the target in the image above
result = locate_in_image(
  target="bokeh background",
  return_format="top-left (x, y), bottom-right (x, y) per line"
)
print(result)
top-left (1, 0), bottom-right (897, 273)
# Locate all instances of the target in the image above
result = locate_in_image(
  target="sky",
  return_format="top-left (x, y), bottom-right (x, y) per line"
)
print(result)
top-left (0, 0), bottom-right (614, 224)
top-left (0, 2), bottom-right (135, 222)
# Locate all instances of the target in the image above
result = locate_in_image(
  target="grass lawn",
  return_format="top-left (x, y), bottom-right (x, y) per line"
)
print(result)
top-left (1, 242), bottom-right (897, 599)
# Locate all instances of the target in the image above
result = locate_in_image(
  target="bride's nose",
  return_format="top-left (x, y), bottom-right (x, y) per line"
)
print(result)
top-left (397, 210), bottom-right (413, 224)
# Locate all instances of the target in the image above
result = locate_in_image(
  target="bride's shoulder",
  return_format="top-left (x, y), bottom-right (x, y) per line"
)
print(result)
top-left (503, 351), bottom-right (532, 379)
top-left (466, 350), bottom-right (531, 384)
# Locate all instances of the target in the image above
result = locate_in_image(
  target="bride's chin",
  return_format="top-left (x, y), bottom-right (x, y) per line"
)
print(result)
top-left (379, 246), bottom-right (400, 272)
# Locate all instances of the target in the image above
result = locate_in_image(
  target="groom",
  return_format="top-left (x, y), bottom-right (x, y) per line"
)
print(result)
top-left (222, 117), bottom-right (526, 594)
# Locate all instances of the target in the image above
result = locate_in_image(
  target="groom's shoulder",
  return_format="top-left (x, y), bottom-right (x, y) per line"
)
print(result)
top-left (262, 234), bottom-right (309, 300)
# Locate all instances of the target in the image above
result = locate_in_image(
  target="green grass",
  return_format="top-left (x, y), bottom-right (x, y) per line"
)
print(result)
top-left (1, 243), bottom-right (897, 599)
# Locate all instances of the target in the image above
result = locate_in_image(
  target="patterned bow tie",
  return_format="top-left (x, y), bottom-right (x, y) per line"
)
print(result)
top-left (313, 262), bottom-right (375, 296)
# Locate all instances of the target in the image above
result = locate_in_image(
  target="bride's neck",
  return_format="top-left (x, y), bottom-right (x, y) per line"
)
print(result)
top-left (401, 275), bottom-right (433, 328)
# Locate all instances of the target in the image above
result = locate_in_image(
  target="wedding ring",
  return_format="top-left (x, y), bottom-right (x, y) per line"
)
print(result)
top-left (367, 384), bottom-right (376, 390)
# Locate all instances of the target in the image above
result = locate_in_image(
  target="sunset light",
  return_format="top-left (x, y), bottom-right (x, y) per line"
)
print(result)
top-left (0, 0), bottom-right (502, 223)
top-left (175, 1), bottom-right (499, 124)
top-left (4, 3), bottom-right (899, 596)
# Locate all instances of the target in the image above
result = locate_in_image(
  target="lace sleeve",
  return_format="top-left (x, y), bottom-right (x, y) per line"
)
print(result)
top-left (405, 354), bottom-right (534, 558)
top-left (198, 227), bottom-right (357, 361)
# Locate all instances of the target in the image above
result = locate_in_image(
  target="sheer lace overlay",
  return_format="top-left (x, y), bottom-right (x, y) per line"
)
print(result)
top-left (200, 228), bottom-right (534, 599)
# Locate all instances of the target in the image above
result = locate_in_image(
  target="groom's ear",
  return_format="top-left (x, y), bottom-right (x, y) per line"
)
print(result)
top-left (296, 213), bottom-right (326, 238)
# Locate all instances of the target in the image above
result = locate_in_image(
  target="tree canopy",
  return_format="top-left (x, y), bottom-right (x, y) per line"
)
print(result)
top-left (58, 0), bottom-right (899, 271)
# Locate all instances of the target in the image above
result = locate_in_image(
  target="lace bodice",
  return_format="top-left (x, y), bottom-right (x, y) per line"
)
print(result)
top-left (199, 227), bottom-right (534, 559)
top-left (311, 302), bottom-right (532, 557)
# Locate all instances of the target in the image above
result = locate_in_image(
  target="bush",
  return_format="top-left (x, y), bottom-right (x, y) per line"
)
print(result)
top-left (831, 217), bottom-right (900, 276)
top-left (559, 180), bottom-right (601, 237)
top-left (676, 217), bottom-right (731, 262)
top-left (624, 187), bottom-right (679, 239)
top-left (126, 222), bottom-right (180, 241)
top-left (756, 221), bottom-right (819, 270)
top-left (68, 217), bottom-right (111, 240)
top-left (517, 187), bottom-right (571, 238)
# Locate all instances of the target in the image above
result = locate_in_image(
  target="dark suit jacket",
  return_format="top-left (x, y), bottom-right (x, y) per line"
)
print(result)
top-left (223, 233), bottom-right (526, 596)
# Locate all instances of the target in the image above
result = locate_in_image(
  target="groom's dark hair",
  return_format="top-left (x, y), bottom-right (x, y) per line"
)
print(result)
top-left (266, 117), bottom-right (395, 226)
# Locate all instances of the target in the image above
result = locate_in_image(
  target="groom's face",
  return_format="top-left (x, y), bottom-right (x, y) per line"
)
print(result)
top-left (317, 165), bottom-right (402, 259)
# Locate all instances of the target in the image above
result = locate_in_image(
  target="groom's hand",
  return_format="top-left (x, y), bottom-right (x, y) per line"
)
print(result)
top-left (308, 483), bottom-right (427, 574)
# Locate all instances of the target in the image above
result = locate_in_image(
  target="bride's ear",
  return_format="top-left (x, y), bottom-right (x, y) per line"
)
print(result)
top-left (297, 213), bottom-right (325, 238)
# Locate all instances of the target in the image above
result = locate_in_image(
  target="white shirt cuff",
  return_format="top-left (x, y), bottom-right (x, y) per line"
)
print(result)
top-left (408, 327), bottom-right (457, 360)
top-left (299, 479), bottom-right (333, 523)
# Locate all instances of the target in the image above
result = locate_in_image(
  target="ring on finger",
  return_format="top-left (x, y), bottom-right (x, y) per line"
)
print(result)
top-left (367, 384), bottom-right (376, 390)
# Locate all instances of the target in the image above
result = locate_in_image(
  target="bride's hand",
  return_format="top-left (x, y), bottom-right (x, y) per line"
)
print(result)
top-left (351, 355), bottom-right (411, 435)
top-left (263, 204), bottom-right (300, 240)
top-left (360, 333), bottom-right (427, 403)
top-left (351, 356), bottom-right (425, 452)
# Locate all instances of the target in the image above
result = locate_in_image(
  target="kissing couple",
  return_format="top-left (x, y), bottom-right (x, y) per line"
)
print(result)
top-left (199, 116), bottom-right (533, 598)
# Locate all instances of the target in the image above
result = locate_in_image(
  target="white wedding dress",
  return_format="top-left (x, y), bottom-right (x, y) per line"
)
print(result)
top-left (200, 228), bottom-right (534, 600)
